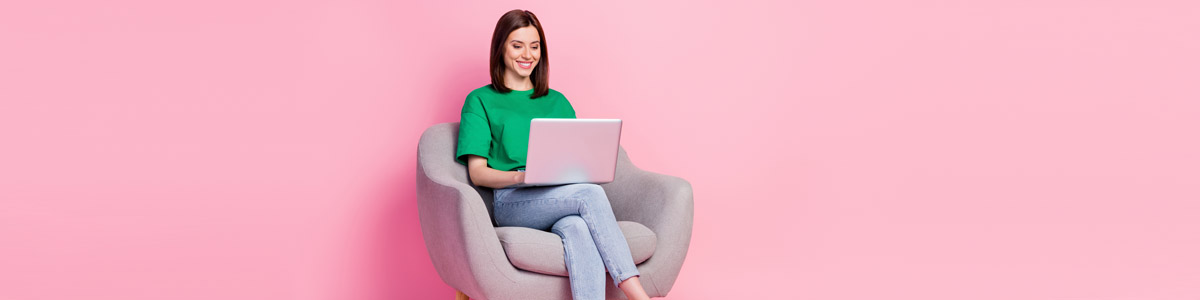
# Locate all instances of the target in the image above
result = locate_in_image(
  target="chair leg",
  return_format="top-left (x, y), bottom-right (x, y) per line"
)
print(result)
top-left (455, 290), bottom-right (469, 300)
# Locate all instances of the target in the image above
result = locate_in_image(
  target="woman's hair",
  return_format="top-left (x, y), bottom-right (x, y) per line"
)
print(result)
top-left (490, 9), bottom-right (549, 98)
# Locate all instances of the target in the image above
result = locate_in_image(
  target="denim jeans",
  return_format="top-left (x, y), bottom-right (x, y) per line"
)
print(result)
top-left (493, 182), bottom-right (640, 300)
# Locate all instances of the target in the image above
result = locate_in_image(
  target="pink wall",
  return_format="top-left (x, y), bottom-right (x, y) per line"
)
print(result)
top-left (3, 0), bottom-right (1198, 299)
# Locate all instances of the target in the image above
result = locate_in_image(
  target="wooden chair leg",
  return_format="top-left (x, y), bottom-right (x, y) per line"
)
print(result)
top-left (455, 290), bottom-right (469, 300)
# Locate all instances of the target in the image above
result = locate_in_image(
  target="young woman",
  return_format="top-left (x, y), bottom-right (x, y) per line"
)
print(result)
top-left (454, 9), bottom-right (653, 300)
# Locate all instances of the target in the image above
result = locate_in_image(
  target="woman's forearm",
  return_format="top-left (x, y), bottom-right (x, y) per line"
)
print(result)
top-left (465, 155), bottom-right (523, 189)
top-left (469, 166), bottom-right (521, 189)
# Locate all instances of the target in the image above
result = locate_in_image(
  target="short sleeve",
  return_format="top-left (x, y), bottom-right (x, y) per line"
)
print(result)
top-left (455, 94), bottom-right (491, 166)
top-left (558, 90), bottom-right (577, 118)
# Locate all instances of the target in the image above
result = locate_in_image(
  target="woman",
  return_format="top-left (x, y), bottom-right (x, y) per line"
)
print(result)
top-left (454, 9), bottom-right (653, 300)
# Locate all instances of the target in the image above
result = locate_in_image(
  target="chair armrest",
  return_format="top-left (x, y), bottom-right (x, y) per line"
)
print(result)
top-left (416, 130), bottom-right (521, 298)
top-left (600, 159), bottom-right (694, 295)
top-left (603, 168), bottom-right (694, 231)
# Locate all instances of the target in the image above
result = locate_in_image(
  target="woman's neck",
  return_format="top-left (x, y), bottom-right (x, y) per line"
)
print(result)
top-left (504, 70), bottom-right (534, 91)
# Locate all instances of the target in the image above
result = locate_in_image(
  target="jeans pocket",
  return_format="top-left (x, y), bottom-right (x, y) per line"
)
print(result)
top-left (493, 187), bottom-right (515, 202)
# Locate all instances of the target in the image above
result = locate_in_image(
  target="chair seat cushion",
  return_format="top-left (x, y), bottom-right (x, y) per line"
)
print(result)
top-left (495, 221), bottom-right (656, 276)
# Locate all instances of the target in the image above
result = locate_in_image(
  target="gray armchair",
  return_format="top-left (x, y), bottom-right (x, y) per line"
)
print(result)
top-left (416, 122), bottom-right (694, 300)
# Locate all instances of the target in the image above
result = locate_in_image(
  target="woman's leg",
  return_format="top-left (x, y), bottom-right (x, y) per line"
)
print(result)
top-left (551, 215), bottom-right (604, 300)
top-left (492, 183), bottom-right (641, 288)
top-left (618, 276), bottom-right (650, 300)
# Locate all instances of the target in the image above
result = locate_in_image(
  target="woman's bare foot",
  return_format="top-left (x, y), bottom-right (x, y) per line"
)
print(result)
top-left (618, 276), bottom-right (651, 300)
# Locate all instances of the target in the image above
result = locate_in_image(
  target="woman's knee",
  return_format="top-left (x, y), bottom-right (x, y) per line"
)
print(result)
top-left (564, 183), bottom-right (605, 197)
top-left (566, 184), bottom-right (608, 206)
top-left (551, 215), bottom-right (588, 235)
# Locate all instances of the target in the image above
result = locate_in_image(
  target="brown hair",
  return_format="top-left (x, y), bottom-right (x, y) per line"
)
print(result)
top-left (490, 9), bottom-right (549, 98)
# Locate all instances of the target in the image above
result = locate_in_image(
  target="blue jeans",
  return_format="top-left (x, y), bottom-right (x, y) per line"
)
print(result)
top-left (493, 182), bottom-right (640, 300)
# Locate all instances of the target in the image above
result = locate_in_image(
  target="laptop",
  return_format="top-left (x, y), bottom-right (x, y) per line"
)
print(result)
top-left (505, 118), bottom-right (623, 188)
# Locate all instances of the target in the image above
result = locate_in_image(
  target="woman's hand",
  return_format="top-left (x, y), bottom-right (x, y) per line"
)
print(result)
top-left (465, 155), bottom-right (524, 189)
top-left (512, 170), bottom-right (525, 185)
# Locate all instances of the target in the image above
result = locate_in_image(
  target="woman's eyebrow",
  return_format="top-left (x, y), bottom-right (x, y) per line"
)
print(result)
top-left (510, 40), bottom-right (540, 44)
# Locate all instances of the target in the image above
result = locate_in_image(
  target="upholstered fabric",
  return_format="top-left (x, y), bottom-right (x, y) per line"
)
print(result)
top-left (495, 221), bottom-right (657, 277)
top-left (417, 122), bottom-right (693, 300)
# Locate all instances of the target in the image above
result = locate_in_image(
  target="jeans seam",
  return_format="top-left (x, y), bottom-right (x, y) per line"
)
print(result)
top-left (553, 226), bottom-right (576, 281)
top-left (554, 222), bottom-right (591, 300)
top-left (494, 196), bottom-right (558, 206)
top-left (578, 199), bottom-right (610, 268)
top-left (580, 197), bottom-right (628, 286)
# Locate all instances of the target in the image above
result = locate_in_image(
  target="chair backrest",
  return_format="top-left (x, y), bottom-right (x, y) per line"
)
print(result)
top-left (417, 122), bottom-right (498, 225)
top-left (417, 122), bottom-right (635, 226)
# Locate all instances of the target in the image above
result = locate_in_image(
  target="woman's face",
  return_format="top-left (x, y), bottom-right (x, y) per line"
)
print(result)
top-left (503, 26), bottom-right (541, 79)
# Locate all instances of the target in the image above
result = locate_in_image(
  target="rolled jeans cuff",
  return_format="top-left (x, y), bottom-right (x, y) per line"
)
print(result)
top-left (611, 269), bottom-right (640, 288)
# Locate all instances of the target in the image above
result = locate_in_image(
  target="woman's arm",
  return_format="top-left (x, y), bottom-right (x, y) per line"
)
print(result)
top-left (465, 155), bottom-right (525, 189)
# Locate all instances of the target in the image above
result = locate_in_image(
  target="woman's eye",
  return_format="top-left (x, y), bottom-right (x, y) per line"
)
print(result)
top-left (512, 45), bottom-right (521, 49)
top-left (531, 47), bottom-right (539, 50)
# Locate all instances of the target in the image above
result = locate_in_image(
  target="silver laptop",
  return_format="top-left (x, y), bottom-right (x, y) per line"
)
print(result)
top-left (507, 118), bottom-right (622, 188)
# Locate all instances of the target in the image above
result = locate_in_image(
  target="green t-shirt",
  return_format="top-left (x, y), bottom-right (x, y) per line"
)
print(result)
top-left (455, 85), bottom-right (576, 171)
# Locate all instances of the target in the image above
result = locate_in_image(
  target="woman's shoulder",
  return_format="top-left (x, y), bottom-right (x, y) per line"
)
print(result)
top-left (546, 88), bottom-right (567, 99)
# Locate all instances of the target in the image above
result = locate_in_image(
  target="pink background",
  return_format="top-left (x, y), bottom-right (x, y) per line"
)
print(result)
top-left (3, 0), bottom-right (1198, 299)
